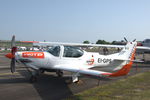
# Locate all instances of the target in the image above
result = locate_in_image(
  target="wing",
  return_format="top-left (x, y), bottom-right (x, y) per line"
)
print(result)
top-left (54, 65), bottom-right (112, 77)
top-left (23, 41), bottom-right (124, 47)
top-left (22, 41), bottom-right (150, 50)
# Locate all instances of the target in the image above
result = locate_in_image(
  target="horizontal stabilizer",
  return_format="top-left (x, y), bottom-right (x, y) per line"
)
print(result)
top-left (114, 58), bottom-right (144, 63)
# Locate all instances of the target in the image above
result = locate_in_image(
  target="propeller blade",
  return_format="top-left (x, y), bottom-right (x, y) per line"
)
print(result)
top-left (10, 35), bottom-right (17, 73)
top-left (133, 39), bottom-right (136, 42)
top-left (124, 37), bottom-right (128, 42)
top-left (11, 35), bottom-right (16, 48)
top-left (11, 58), bottom-right (15, 73)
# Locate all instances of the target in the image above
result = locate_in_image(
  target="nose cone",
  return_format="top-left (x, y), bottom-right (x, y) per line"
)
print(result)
top-left (5, 53), bottom-right (14, 59)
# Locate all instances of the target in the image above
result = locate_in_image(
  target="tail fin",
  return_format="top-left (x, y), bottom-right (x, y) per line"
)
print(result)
top-left (109, 42), bottom-right (137, 77)
top-left (116, 42), bottom-right (137, 61)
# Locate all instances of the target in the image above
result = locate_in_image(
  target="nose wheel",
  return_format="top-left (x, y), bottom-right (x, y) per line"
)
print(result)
top-left (30, 75), bottom-right (38, 83)
top-left (28, 69), bottom-right (64, 82)
top-left (29, 70), bottom-right (40, 83)
top-left (56, 70), bottom-right (63, 77)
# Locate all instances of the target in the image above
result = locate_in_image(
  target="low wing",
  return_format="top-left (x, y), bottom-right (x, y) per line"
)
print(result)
top-left (54, 65), bottom-right (112, 77)
top-left (22, 41), bottom-right (150, 50)
top-left (78, 69), bottom-right (112, 76)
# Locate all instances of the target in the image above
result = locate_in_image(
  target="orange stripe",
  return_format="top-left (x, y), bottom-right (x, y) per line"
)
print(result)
top-left (21, 41), bottom-right (39, 43)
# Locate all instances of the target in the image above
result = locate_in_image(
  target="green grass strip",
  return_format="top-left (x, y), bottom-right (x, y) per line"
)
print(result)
top-left (66, 71), bottom-right (150, 100)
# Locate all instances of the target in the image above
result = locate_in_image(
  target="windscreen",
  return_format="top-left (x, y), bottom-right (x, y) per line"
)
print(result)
top-left (63, 46), bottom-right (83, 58)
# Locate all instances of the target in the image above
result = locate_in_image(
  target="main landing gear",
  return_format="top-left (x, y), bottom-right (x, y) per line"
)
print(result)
top-left (29, 70), bottom-right (40, 83)
top-left (71, 72), bottom-right (83, 84)
top-left (29, 68), bottom-right (46, 83)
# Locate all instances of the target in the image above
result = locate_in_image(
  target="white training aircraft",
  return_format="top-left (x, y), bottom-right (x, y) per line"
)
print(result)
top-left (5, 36), bottom-right (148, 83)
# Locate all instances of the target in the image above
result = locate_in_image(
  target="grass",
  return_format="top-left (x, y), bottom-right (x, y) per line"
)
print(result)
top-left (66, 71), bottom-right (150, 100)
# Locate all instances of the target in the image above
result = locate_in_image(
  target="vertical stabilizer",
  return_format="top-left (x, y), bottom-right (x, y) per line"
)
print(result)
top-left (109, 41), bottom-right (137, 77)
top-left (117, 42), bottom-right (137, 60)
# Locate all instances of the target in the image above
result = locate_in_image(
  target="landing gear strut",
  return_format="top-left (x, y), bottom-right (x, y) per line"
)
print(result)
top-left (72, 72), bottom-right (80, 83)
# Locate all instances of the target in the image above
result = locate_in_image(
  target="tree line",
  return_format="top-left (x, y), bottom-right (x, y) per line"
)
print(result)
top-left (83, 40), bottom-right (125, 45)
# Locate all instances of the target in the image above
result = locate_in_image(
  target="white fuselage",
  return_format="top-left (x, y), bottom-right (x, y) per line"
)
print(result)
top-left (15, 46), bottom-right (127, 73)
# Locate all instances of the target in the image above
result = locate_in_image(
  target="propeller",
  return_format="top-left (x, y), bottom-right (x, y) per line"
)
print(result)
top-left (10, 35), bottom-right (17, 73)
top-left (124, 37), bottom-right (128, 42)
top-left (124, 37), bottom-right (136, 42)
top-left (11, 58), bottom-right (16, 73)
top-left (133, 39), bottom-right (136, 42)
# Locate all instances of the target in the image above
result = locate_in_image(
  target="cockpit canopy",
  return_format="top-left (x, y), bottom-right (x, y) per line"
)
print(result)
top-left (47, 46), bottom-right (84, 58)
top-left (63, 46), bottom-right (84, 57)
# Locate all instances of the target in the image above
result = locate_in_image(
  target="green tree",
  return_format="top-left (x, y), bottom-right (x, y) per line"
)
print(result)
top-left (96, 39), bottom-right (110, 44)
top-left (112, 41), bottom-right (117, 44)
top-left (83, 40), bottom-right (90, 44)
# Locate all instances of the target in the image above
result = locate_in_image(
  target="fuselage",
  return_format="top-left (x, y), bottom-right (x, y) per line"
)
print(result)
top-left (14, 45), bottom-right (127, 72)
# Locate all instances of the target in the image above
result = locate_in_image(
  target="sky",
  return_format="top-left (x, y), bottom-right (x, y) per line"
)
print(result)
top-left (0, 0), bottom-right (150, 43)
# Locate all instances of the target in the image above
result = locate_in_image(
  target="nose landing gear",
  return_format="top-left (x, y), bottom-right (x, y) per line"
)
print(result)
top-left (29, 70), bottom-right (40, 83)
top-left (56, 70), bottom-right (63, 77)
top-left (29, 69), bottom-right (64, 83)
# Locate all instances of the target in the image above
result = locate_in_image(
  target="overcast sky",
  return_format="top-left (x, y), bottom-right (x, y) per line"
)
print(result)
top-left (0, 0), bottom-right (150, 43)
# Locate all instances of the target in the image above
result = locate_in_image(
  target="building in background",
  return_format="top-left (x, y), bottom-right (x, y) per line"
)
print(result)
top-left (0, 40), bottom-right (33, 51)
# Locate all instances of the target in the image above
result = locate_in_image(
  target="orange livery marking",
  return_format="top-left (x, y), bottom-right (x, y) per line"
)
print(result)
top-left (87, 59), bottom-right (94, 65)
top-left (87, 55), bottom-right (95, 65)
top-left (22, 52), bottom-right (44, 58)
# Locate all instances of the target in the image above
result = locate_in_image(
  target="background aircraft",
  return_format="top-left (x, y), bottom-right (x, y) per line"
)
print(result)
top-left (140, 39), bottom-right (150, 47)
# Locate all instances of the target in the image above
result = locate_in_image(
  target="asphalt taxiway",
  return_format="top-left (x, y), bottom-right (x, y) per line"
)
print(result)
top-left (0, 53), bottom-right (150, 100)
